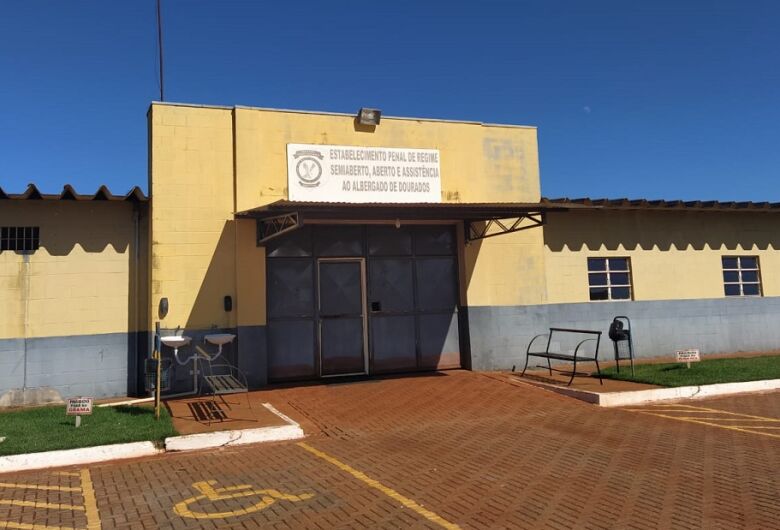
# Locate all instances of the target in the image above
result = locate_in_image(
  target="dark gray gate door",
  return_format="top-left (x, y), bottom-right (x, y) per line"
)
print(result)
top-left (367, 225), bottom-right (461, 372)
top-left (318, 259), bottom-right (368, 376)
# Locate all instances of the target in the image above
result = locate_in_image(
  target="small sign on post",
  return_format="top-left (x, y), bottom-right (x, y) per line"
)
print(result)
top-left (675, 349), bottom-right (701, 369)
top-left (66, 397), bottom-right (93, 428)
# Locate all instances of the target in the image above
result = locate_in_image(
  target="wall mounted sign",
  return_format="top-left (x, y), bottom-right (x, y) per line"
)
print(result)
top-left (287, 143), bottom-right (441, 203)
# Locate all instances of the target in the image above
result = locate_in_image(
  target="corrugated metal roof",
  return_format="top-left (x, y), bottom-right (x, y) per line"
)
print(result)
top-left (6, 186), bottom-right (775, 212)
top-left (541, 197), bottom-right (780, 212)
top-left (0, 184), bottom-right (147, 202)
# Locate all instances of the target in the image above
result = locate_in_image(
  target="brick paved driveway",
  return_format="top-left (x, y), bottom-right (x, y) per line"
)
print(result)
top-left (1, 371), bottom-right (778, 529)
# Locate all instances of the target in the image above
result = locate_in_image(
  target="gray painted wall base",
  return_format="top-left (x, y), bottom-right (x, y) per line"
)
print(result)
top-left (0, 332), bottom-right (130, 406)
top-left (6, 296), bottom-right (777, 402)
top-left (0, 387), bottom-right (64, 408)
top-left (468, 297), bottom-right (780, 371)
top-left (237, 325), bottom-right (267, 388)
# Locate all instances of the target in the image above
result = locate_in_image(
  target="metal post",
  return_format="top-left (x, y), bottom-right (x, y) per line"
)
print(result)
top-left (156, 0), bottom-right (165, 102)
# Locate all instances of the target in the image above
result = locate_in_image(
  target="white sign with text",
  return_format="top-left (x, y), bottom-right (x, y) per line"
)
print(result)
top-left (676, 349), bottom-right (701, 363)
top-left (66, 397), bottom-right (93, 415)
top-left (287, 143), bottom-right (441, 203)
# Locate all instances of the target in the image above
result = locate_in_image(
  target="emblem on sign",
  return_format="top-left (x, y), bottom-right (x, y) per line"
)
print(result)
top-left (293, 150), bottom-right (324, 188)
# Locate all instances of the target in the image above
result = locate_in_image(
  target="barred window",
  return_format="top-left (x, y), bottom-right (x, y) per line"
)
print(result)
top-left (588, 257), bottom-right (632, 301)
top-left (722, 256), bottom-right (762, 296)
top-left (0, 227), bottom-right (40, 252)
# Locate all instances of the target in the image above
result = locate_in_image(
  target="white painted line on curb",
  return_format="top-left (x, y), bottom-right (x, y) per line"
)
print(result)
top-left (261, 402), bottom-right (301, 427)
top-left (0, 441), bottom-right (161, 475)
top-left (515, 377), bottom-right (780, 407)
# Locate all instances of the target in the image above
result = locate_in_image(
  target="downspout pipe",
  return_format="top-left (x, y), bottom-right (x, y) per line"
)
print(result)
top-left (132, 203), bottom-right (141, 396)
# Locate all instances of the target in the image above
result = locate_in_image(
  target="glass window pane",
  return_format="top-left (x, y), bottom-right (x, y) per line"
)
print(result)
top-left (589, 287), bottom-right (608, 301)
top-left (610, 272), bottom-right (630, 285)
top-left (587, 258), bottom-right (606, 272)
top-left (723, 271), bottom-right (739, 283)
top-left (608, 258), bottom-right (629, 271)
top-left (588, 273), bottom-right (608, 286)
top-left (724, 284), bottom-right (741, 296)
top-left (741, 270), bottom-right (758, 283)
top-left (740, 257), bottom-right (758, 269)
top-left (743, 284), bottom-right (760, 296)
top-left (611, 287), bottom-right (631, 300)
top-left (722, 257), bottom-right (738, 269)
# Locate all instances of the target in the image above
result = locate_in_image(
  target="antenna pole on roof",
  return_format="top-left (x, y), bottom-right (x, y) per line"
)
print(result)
top-left (157, 0), bottom-right (165, 101)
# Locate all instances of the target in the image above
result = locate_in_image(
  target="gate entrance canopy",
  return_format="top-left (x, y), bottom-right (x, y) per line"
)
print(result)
top-left (235, 200), bottom-right (577, 244)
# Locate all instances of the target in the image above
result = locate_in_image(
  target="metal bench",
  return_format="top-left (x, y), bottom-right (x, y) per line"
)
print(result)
top-left (517, 327), bottom-right (603, 385)
top-left (195, 345), bottom-right (250, 414)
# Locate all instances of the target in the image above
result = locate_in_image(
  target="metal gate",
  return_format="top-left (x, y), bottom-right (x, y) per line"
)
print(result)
top-left (317, 258), bottom-right (369, 376)
top-left (266, 224), bottom-right (460, 381)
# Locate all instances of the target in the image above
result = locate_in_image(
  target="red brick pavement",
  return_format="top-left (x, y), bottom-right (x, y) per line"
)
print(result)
top-left (1, 370), bottom-right (778, 529)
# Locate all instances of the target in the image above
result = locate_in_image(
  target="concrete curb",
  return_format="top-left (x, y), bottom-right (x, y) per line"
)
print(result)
top-left (0, 441), bottom-right (161, 475)
top-left (164, 424), bottom-right (304, 451)
top-left (517, 377), bottom-right (780, 407)
top-left (164, 403), bottom-right (305, 451)
top-left (0, 403), bottom-right (305, 475)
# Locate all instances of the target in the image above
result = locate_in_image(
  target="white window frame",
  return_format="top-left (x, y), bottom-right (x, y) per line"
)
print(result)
top-left (587, 257), bottom-right (633, 301)
top-left (722, 256), bottom-right (762, 297)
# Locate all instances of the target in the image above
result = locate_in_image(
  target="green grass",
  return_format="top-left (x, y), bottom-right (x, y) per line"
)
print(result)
top-left (598, 355), bottom-right (780, 387)
top-left (0, 404), bottom-right (177, 456)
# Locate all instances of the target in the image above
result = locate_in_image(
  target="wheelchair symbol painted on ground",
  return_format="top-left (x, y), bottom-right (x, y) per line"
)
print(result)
top-left (174, 479), bottom-right (315, 520)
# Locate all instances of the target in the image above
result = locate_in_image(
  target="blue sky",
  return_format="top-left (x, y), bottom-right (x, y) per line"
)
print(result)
top-left (0, 0), bottom-right (777, 199)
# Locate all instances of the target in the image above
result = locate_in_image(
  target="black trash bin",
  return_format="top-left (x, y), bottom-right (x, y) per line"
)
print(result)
top-left (608, 316), bottom-right (635, 376)
top-left (144, 358), bottom-right (172, 394)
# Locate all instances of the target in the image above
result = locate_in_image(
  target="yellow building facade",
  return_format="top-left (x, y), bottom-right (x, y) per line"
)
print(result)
top-left (545, 208), bottom-right (780, 303)
top-left (148, 102), bottom-right (549, 387)
top-left (2, 101), bottom-right (779, 404)
top-left (0, 187), bottom-right (147, 406)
